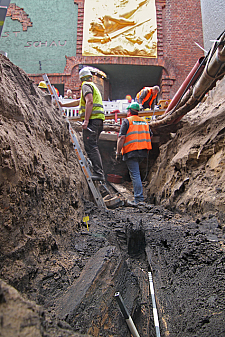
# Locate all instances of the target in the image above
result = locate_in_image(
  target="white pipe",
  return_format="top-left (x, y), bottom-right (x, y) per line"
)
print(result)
top-left (115, 292), bottom-right (141, 337)
top-left (194, 41), bottom-right (207, 53)
top-left (148, 271), bottom-right (161, 337)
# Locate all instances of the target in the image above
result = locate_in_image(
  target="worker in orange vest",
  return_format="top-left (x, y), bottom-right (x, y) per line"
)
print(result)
top-left (116, 102), bottom-right (152, 205)
top-left (136, 85), bottom-right (160, 110)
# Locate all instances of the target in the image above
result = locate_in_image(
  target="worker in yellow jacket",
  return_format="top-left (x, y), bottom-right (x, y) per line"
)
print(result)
top-left (136, 85), bottom-right (160, 110)
top-left (116, 102), bottom-right (152, 204)
top-left (59, 67), bottom-right (105, 181)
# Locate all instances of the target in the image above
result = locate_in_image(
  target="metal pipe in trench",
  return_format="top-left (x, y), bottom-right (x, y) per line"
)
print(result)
top-left (148, 271), bottom-right (161, 337)
top-left (164, 57), bottom-right (205, 115)
top-left (115, 292), bottom-right (141, 337)
top-left (193, 38), bottom-right (225, 100)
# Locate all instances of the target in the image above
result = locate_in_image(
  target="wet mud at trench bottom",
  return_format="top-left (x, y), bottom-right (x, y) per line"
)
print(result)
top-left (51, 201), bottom-right (225, 337)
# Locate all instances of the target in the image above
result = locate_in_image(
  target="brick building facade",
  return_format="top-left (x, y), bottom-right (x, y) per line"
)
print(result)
top-left (1, 0), bottom-right (204, 101)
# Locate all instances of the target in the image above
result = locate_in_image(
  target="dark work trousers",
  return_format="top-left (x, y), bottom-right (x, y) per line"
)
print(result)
top-left (83, 119), bottom-right (104, 177)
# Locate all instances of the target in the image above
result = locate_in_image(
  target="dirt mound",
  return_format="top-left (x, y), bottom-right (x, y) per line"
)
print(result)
top-left (0, 54), bottom-right (89, 254)
top-left (0, 55), bottom-right (225, 337)
top-left (147, 77), bottom-right (225, 224)
top-left (0, 55), bottom-right (90, 336)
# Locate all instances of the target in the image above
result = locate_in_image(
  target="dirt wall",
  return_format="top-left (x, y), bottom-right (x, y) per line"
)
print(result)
top-left (147, 77), bottom-right (225, 225)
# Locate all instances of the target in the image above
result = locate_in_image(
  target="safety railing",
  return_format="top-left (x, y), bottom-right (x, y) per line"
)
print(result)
top-left (63, 107), bottom-right (79, 117)
top-left (60, 98), bottom-right (79, 117)
top-left (61, 99), bottom-right (131, 117)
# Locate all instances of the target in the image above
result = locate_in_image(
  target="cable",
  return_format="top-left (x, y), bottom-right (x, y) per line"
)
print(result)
top-left (143, 150), bottom-right (149, 182)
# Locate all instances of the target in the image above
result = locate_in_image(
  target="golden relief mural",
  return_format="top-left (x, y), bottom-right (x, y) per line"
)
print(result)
top-left (82, 0), bottom-right (157, 58)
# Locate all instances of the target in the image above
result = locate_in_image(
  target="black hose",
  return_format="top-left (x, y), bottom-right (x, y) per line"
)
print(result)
top-left (142, 150), bottom-right (150, 182)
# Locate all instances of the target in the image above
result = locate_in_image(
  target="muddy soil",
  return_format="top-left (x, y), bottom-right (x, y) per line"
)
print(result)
top-left (147, 79), bottom-right (225, 221)
top-left (0, 55), bottom-right (225, 336)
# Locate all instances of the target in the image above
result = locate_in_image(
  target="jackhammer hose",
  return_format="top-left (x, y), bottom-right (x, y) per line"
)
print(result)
top-left (143, 150), bottom-right (149, 182)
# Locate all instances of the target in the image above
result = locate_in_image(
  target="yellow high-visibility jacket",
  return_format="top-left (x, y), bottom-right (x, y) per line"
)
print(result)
top-left (79, 81), bottom-right (105, 120)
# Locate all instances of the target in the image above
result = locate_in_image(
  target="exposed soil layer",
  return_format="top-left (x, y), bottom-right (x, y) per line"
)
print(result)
top-left (0, 55), bottom-right (225, 337)
top-left (147, 80), bottom-right (225, 221)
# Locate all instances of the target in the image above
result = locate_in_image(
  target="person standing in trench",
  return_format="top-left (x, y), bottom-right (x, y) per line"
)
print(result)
top-left (116, 102), bottom-right (152, 204)
top-left (59, 67), bottom-right (105, 181)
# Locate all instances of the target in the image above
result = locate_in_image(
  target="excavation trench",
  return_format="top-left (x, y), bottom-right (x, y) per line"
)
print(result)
top-left (1, 55), bottom-right (225, 337)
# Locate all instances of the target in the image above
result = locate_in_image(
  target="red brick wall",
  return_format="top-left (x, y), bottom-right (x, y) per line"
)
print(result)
top-left (30, 0), bottom-right (204, 100)
top-left (7, 3), bottom-right (33, 31)
top-left (161, 0), bottom-right (204, 96)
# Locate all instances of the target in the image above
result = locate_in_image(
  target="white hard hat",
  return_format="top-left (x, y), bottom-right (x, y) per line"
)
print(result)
top-left (153, 85), bottom-right (160, 93)
top-left (79, 67), bottom-right (92, 80)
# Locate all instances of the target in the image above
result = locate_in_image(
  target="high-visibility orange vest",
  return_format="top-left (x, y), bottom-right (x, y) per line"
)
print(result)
top-left (136, 87), bottom-right (157, 107)
top-left (121, 115), bottom-right (152, 155)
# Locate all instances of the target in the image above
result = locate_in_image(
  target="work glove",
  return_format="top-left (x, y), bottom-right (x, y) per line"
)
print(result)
top-left (115, 152), bottom-right (122, 162)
